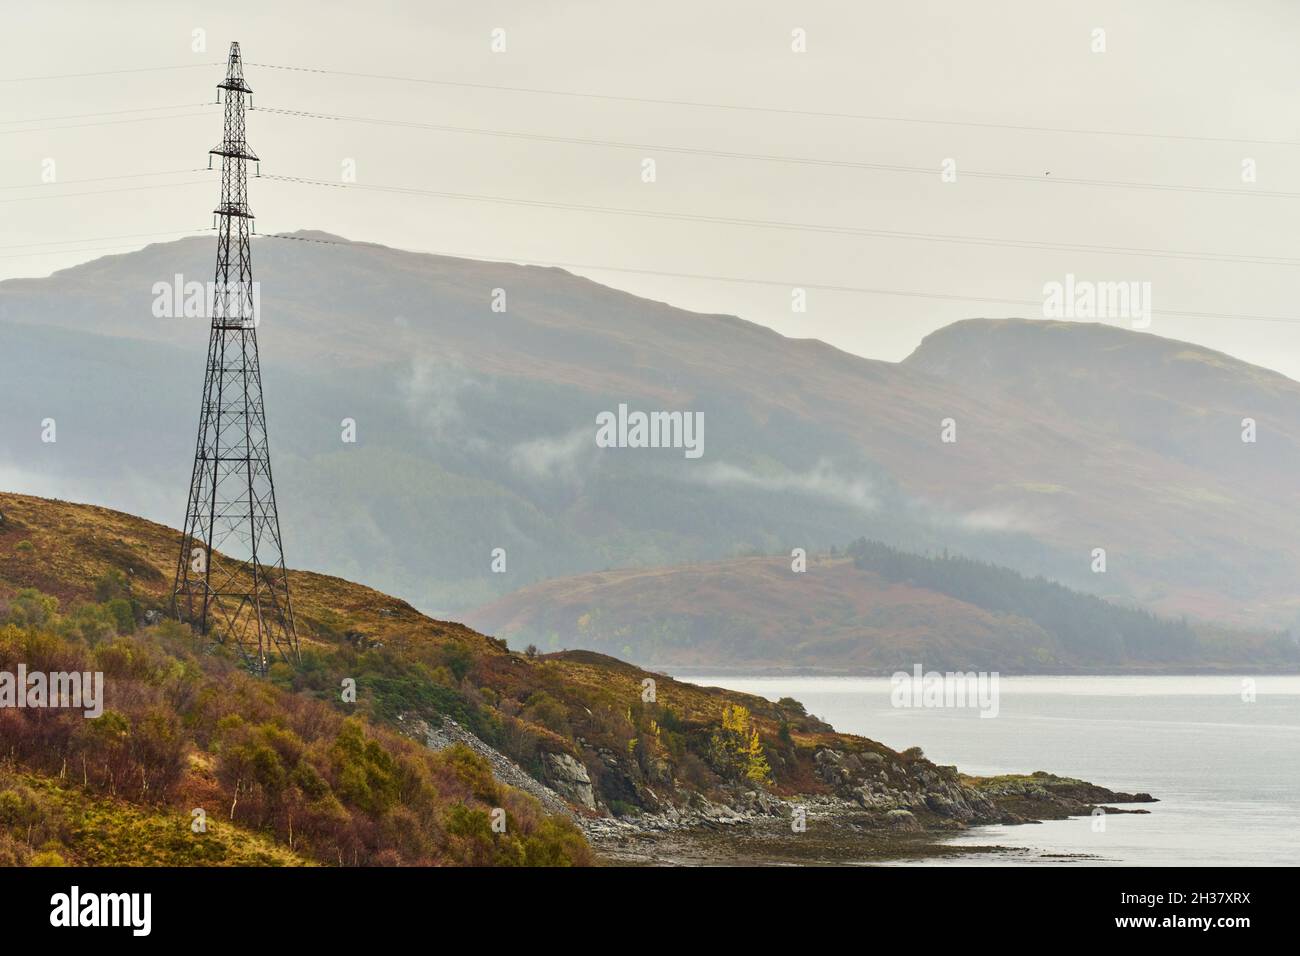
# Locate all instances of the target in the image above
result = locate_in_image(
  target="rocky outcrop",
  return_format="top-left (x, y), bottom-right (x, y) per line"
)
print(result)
top-left (968, 771), bottom-right (1156, 820)
top-left (414, 716), bottom-right (580, 820)
top-left (542, 752), bottom-right (597, 810)
top-left (580, 786), bottom-right (787, 843)
top-left (884, 808), bottom-right (921, 831)
top-left (811, 749), bottom-right (993, 822)
top-left (412, 714), bottom-right (1152, 863)
top-left (809, 747), bottom-right (1123, 827)
top-left (414, 715), bottom-right (777, 834)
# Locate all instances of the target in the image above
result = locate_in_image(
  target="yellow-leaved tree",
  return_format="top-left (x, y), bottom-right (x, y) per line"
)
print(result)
top-left (714, 704), bottom-right (771, 784)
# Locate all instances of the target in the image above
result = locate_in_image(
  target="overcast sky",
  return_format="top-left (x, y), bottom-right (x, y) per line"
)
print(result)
top-left (4, 1), bottom-right (1300, 377)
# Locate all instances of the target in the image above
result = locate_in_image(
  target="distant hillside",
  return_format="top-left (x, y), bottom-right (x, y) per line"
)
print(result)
top-left (4, 236), bottom-right (1300, 627)
top-left (903, 318), bottom-right (1300, 625)
top-left (905, 317), bottom-right (1300, 495)
top-left (467, 548), bottom-right (1298, 674)
top-left (846, 539), bottom-right (1297, 669)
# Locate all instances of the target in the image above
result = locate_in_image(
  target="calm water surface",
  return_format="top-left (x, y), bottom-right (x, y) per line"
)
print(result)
top-left (678, 675), bottom-right (1300, 866)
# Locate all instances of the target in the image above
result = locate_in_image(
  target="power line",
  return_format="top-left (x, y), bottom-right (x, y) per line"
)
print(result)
top-left (1, 55), bottom-right (1287, 318)
top-left (0, 228), bottom-right (210, 253)
top-left (261, 173), bottom-right (1300, 269)
top-left (247, 60), bottom-right (1300, 149)
top-left (5, 56), bottom-right (1287, 149)
top-left (0, 63), bottom-right (222, 82)
top-left (0, 111), bottom-right (215, 136)
top-left (256, 104), bottom-right (1300, 201)
top-left (0, 240), bottom-right (207, 262)
top-left (0, 168), bottom-right (211, 191)
top-left (0, 240), bottom-right (205, 262)
top-left (0, 179), bottom-right (211, 204)
top-left (6, 56), bottom-right (1290, 147)
top-left (0, 103), bottom-right (215, 126)
top-left (257, 232), bottom-right (1300, 326)
top-left (3, 224), bottom-right (1286, 323)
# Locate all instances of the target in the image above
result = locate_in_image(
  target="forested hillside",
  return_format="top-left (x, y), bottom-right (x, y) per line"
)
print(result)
top-left (848, 538), bottom-right (1296, 667)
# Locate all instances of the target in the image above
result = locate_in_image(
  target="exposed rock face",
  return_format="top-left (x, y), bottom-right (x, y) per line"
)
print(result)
top-left (585, 743), bottom-right (641, 809)
top-left (813, 747), bottom-right (1000, 825)
top-left (411, 715), bottom-right (1153, 865)
top-left (809, 747), bottom-right (1156, 836)
top-left (738, 788), bottom-right (784, 816)
top-left (885, 809), bottom-right (921, 831)
top-left (542, 752), bottom-right (597, 810)
top-left (416, 716), bottom-right (578, 820)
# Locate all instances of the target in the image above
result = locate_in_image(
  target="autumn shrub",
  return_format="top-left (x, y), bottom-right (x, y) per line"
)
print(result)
top-left (0, 591), bottom-right (592, 867)
top-left (522, 691), bottom-right (571, 738)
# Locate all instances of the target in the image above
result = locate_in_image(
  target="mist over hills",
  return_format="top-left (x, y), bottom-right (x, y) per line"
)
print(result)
top-left (2, 232), bottom-right (1297, 661)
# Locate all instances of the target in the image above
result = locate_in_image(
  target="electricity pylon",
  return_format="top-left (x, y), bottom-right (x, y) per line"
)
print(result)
top-left (173, 41), bottom-right (299, 675)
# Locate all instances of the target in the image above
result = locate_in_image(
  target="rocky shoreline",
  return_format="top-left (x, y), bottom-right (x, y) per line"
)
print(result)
top-left (413, 715), bottom-right (1155, 865)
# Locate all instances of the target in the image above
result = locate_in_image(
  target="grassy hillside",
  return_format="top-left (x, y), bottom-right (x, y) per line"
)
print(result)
top-left (0, 769), bottom-right (311, 866)
top-left (0, 492), bottom-right (610, 866)
top-left (0, 492), bottom-right (1164, 865)
top-left (0, 491), bottom-right (907, 863)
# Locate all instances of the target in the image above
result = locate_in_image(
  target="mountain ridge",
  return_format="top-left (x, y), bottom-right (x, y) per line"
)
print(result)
top-left (3, 233), bottom-right (1297, 629)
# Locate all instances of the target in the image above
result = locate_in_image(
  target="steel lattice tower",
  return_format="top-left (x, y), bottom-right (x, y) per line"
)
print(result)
top-left (173, 42), bottom-right (299, 675)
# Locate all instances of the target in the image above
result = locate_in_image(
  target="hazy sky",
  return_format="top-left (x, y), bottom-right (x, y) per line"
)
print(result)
top-left (4, 1), bottom-right (1300, 376)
